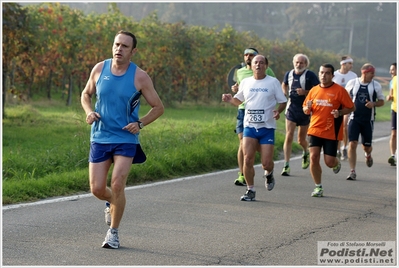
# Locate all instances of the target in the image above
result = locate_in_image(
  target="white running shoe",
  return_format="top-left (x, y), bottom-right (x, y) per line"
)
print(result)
top-left (346, 170), bottom-right (357, 181)
top-left (102, 228), bottom-right (120, 249)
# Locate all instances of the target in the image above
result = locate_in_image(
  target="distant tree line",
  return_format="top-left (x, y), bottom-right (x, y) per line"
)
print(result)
top-left (64, 2), bottom-right (397, 70)
top-left (4, 2), bottom-right (374, 118)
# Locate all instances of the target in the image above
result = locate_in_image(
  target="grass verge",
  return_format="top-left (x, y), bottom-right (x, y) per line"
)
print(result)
top-left (2, 98), bottom-right (391, 205)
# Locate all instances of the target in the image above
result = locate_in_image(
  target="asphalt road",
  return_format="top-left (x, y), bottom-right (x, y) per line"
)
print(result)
top-left (2, 121), bottom-right (396, 267)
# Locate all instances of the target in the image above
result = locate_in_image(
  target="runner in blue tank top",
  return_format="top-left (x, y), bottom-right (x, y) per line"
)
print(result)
top-left (81, 30), bottom-right (164, 249)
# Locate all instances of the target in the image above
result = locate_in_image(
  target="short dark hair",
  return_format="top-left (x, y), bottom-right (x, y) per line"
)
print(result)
top-left (116, 30), bottom-right (137, 49)
top-left (321, 63), bottom-right (335, 74)
top-left (392, 63), bottom-right (397, 68)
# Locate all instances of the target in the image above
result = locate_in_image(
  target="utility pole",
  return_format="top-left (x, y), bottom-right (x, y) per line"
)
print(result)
top-left (365, 14), bottom-right (370, 59)
top-left (325, 26), bottom-right (353, 55)
top-left (348, 23), bottom-right (354, 55)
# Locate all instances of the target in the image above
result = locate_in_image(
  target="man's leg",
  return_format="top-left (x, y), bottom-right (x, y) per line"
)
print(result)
top-left (298, 124), bottom-right (309, 152)
top-left (347, 140), bottom-right (358, 180)
top-left (260, 143), bottom-right (275, 191)
top-left (242, 137), bottom-right (258, 187)
top-left (282, 119), bottom-right (296, 175)
top-left (324, 154), bottom-right (340, 168)
top-left (361, 122), bottom-right (374, 168)
top-left (324, 153), bottom-right (340, 176)
top-left (235, 109), bottom-right (246, 185)
top-left (389, 112), bottom-right (397, 164)
top-left (363, 144), bottom-right (373, 167)
top-left (346, 119), bottom-right (358, 179)
top-left (100, 155), bottom-right (132, 249)
top-left (89, 159), bottom-right (119, 248)
top-left (389, 129), bottom-right (397, 165)
top-left (240, 136), bottom-right (258, 201)
top-left (237, 132), bottom-right (244, 174)
top-left (390, 129), bottom-right (397, 156)
top-left (234, 132), bottom-right (246, 185)
top-left (341, 114), bottom-right (349, 160)
top-left (309, 146), bottom-right (324, 197)
top-left (89, 159), bottom-right (113, 201)
top-left (260, 144), bottom-right (275, 173)
top-left (298, 124), bottom-right (310, 169)
top-left (388, 111), bottom-right (397, 166)
top-left (309, 146), bottom-right (322, 185)
top-left (348, 140), bottom-right (358, 170)
top-left (108, 155), bottom-right (133, 229)
top-left (323, 138), bottom-right (340, 169)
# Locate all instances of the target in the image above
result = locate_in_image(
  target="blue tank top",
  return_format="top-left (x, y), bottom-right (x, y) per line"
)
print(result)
top-left (91, 59), bottom-right (141, 144)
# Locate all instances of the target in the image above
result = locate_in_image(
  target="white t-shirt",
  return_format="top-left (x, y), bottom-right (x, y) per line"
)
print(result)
top-left (234, 76), bottom-right (287, 129)
top-left (333, 70), bottom-right (357, 87)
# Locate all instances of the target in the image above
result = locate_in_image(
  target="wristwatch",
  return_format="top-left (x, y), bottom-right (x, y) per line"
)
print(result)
top-left (137, 121), bottom-right (144, 129)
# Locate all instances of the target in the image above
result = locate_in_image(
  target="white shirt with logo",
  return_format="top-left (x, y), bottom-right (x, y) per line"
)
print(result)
top-left (234, 76), bottom-right (287, 129)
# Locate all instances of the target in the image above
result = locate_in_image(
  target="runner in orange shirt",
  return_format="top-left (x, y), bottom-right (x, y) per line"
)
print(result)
top-left (303, 63), bottom-right (355, 197)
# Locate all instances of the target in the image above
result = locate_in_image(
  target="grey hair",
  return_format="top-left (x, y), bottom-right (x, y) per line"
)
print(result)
top-left (293, 53), bottom-right (310, 66)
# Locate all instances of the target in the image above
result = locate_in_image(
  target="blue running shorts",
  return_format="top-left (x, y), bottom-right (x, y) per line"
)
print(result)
top-left (243, 127), bottom-right (275, 145)
top-left (235, 108), bottom-right (245, 134)
top-left (89, 142), bottom-right (146, 164)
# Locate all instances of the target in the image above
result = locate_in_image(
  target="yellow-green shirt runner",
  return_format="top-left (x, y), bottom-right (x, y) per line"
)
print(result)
top-left (391, 76), bottom-right (397, 112)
